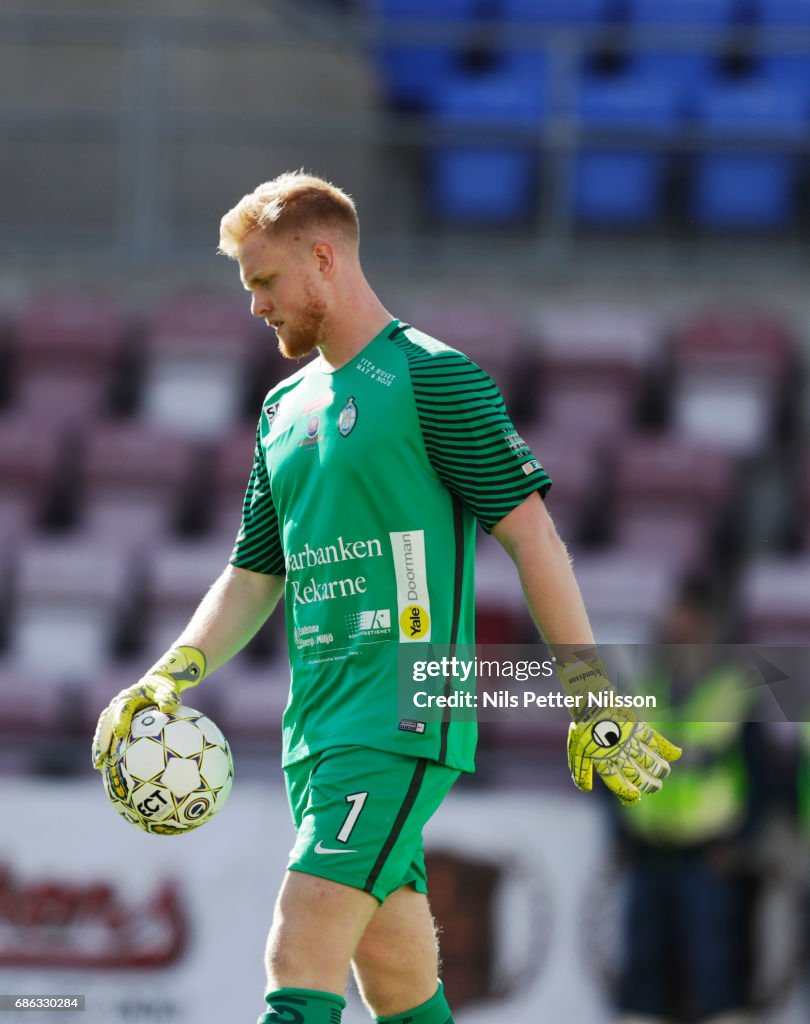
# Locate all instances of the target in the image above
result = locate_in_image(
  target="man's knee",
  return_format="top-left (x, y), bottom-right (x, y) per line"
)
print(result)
top-left (264, 871), bottom-right (378, 991)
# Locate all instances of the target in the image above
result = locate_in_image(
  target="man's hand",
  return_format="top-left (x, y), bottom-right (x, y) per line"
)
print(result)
top-left (91, 646), bottom-right (206, 769)
top-left (558, 655), bottom-right (681, 806)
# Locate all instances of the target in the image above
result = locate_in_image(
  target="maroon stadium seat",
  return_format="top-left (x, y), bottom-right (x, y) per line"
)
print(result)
top-left (611, 434), bottom-right (737, 564)
top-left (740, 555), bottom-right (810, 643)
top-left (9, 535), bottom-right (132, 677)
top-left (80, 424), bottom-right (198, 544)
top-left (0, 414), bottom-right (63, 541)
top-left (13, 298), bottom-right (129, 424)
top-left (671, 309), bottom-right (795, 454)
top-left (142, 296), bottom-right (256, 437)
top-left (529, 305), bottom-right (661, 441)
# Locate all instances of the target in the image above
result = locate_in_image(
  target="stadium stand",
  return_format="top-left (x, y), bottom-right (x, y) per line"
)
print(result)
top-left (368, 0), bottom-right (478, 112)
top-left (669, 308), bottom-right (796, 454)
top-left (79, 425), bottom-right (200, 546)
top-left (12, 298), bottom-right (130, 425)
top-left (691, 76), bottom-right (807, 229)
top-left (141, 296), bottom-right (257, 437)
top-left (574, 70), bottom-right (682, 226)
top-left (430, 65), bottom-right (545, 224)
top-left (740, 555), bottom-right (810, 642)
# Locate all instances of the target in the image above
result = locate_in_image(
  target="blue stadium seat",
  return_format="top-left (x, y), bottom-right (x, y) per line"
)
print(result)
top-left (500, 0), bottom-right (610, 23)
top-left (756, 0), bottom-right (810, 88)
top-left (430, 68), bottom-right (546, 223)
top-left (627, 0), bottom-right (737, 24)
top-left (692, 79), bottom-right (807, 227)
top-left (626, 0), bottom-right (733, 95)
top-left (574, 73), bottom-right (682, 225)
top-left (368, 0), bottom-right (478, 111)
top-left (756, 0), bottom-right (810, 24)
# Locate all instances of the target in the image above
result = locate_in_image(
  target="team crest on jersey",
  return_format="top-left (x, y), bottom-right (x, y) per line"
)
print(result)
top-left (337, 397), bottom-right (358, 437)
top-left (306, 415), bottom-right (320, 438)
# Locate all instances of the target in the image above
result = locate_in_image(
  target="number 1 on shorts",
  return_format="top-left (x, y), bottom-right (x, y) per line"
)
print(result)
top-left (337, 791), bottom-right (368, 843)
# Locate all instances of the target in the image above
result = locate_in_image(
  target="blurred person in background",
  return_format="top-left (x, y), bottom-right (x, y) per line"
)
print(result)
top-left (610, 578), bottom-right (767, 1024)
top-left (91, 170), bottom-right (680, 1024)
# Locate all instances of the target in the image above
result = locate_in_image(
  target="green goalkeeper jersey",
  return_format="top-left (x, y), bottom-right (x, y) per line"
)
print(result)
top-left (230, 319), bottom-right (551, 772)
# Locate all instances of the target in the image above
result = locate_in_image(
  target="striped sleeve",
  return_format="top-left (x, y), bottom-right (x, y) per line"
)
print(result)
top-left (396, 338), bottom-right (552, 533)
top-left (229, 425), bottom-right (286, 575)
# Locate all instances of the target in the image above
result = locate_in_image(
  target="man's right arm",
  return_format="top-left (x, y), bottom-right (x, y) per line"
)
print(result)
top-left (173, 564), bottom-right (284, 676)
top-left (91, 564), bottom-right (284, 768)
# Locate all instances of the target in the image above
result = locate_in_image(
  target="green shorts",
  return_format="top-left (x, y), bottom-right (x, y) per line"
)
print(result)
top-left (284, 745), bottom-right (460, 903)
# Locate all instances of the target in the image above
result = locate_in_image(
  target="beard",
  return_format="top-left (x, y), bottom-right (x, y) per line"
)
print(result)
top-left (276, 286), bottom-right (329, 361)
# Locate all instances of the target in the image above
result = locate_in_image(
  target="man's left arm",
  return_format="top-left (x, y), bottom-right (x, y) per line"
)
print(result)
top-left (492, 492), bottom-right (681, 804)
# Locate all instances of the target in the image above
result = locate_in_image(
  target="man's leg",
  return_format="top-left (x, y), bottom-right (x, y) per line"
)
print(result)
top-left (259, 870), bottom-right (378, 1024)
top-left (353, 885), bottom-right (453, 1024)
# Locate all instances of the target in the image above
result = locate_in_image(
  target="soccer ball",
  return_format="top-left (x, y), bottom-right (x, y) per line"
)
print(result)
top-left (102, 705), bottom-right (234, 835)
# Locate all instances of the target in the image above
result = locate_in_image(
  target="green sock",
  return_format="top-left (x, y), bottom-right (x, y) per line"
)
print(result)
top-left (258, 987), bottom-right (345, 1024)
top-left (375, 982), bottom-right (454, 1024)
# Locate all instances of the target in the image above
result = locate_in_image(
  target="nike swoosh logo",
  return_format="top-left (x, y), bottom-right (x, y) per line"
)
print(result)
top-left (314, 841), bottom-right (357, 855)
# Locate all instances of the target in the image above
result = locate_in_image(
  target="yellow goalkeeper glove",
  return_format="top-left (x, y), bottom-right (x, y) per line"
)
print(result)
top-left (558, 655), bottom-right (681, 806)
top-left (91, 645), bottom-right (206, 769)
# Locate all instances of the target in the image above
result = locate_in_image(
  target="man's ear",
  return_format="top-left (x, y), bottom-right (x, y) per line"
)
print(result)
top-left (312, 241), bottom-right (335, 277)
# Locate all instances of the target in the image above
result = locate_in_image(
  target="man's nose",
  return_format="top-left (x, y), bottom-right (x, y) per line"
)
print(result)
top-left (251, 292), bottom-right (272, 318)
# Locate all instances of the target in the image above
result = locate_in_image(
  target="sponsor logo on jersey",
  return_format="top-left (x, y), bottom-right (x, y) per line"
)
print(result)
top-left (302, 395), bottom-right (332, 414)
top-left (314, 841), bottom-right (357, 855)
top-left (347, 609), bottom-right (391, 638)
top-left (286, 535), bottom-right (383, 574)
top-left (504, 431), bottom-right (530, 456)
top-left (306, 414), bottom-right (319, 438)
top-left (522, 459), bottom-right (542, 475)
top-left (264, 401), bottom-right (280, 427)
top-left (294, 624), bottom-right (335, 648)
top-left (398, 719), bottom-right (426, 734)
top-left (337, 396), bottom-right (358, 437)
top-left (390, 530), bottom-right (432, 643)
top-left (400, 604), bottom-right (430, 640)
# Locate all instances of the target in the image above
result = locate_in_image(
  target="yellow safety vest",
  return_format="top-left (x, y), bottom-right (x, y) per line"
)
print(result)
top-left (621, 666), bottom-right (752, 846)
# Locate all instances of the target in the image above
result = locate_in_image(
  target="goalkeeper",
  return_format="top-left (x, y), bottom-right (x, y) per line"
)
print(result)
top-left (92, 171), bottom-right (680, 1024)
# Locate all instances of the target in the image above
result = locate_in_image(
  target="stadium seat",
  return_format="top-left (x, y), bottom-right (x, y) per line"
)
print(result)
top-left (80, 425), bottom-right (199, 544)
top-left (671, 309), bottom-right (794, 453)
top-left (0, 415), bottom-right (63, 541)
top-left (140, 538), bottom-right (235, 656)
top-left (209, 425), bottom-right (259, 538)
top-left (215, 660), bottom-right (290, 739)
top-left (142, 296), bottom-right (255, 438)
top-left (0, 663), bottom-right (69, 735)
top-left (611, 435), bottom-right (737, 564)
top-left (691, 78), bottom-right (807, 228)
top-left (10, 536), bottom-right (132, 677)
top-left (13, 298), bottom-right (129, 424)
top-left (574, 72), bottom-right (682, 225)
top-left (756, 0), bottom-right (810, 24)
top-left (528, 304), bottom-right (660, 439)
top-left (569, 551), bottom-right (683, 643)
top-left (500, 0), bottom-right (610, 23)
top-left (519, 428), bottom-right (603, 543)
top-left (627, 0), bottom-right (737, 24)
top-left (368, 0), bottom-right (477, 111)
top-left (626, 0), bottom-right (735, 87)
top-left (430, 65), bottom-right (546, 224)
top-left (756, 2), bottom-right (810, 90)
top-left (740, 555), bottom-right (810, 642)
top-left (475, 538), bottom-right (532, 644)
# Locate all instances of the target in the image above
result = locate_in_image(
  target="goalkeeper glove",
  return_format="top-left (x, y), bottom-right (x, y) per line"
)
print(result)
top-left (91, 645), bottom-right (206, 769)
top-left (558, 655), bottom-right (681, 806)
